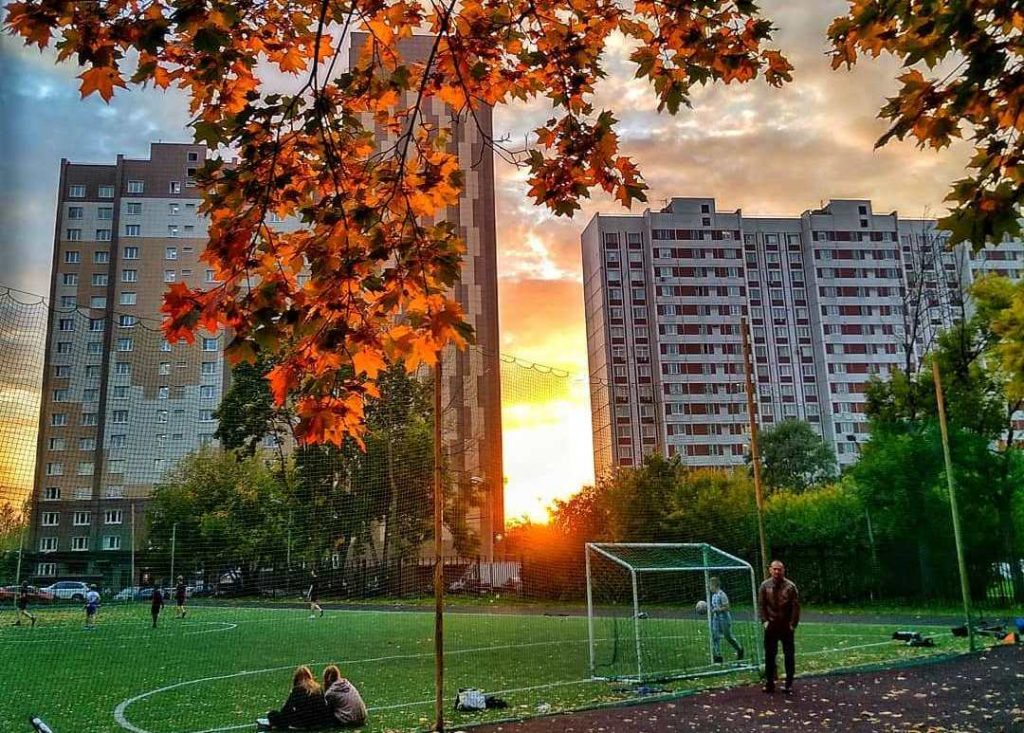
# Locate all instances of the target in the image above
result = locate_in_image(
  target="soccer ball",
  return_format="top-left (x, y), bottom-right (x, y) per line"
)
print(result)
top-left (695, 600), bottom-right (708, 614)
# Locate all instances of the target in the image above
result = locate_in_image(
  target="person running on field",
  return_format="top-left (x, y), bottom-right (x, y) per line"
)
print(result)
top-left (84, 585), bottom-right (101, 629)
top-left (759, 560), bottom-right (800, 694)
top-left (14, 581), bottom-right (37, 627)
top-left (709, 576), bottom-right (743, 663)
top-left (150, 584), bottom-right (164, 628)
top-left (175, 576), bottom-right (188, 619)
top-left (307, 570), bottom-right (323, 619)
top-left (322, 664), bottom-right (368, 728)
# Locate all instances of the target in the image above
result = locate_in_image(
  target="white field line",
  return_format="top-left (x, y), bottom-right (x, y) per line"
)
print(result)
top-left (114, 628), bottom-right (924, 733)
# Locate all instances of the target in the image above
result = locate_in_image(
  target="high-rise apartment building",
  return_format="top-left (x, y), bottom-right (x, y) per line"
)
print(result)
top-left (31, 143), bottom-right (218, 583)
top-left (583, 198), bottom-right (1022, 477)
top-left (31, 76), bottom-right (504, 581)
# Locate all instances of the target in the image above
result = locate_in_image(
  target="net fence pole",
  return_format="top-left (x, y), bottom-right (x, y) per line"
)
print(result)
top-left (631, 568), bottom-right (642, 680)
top-left (170, 522), bottom-right (177, 589)
top-left (932, 360), bottom-right (975, 652)
top-left (702, 545), bottom-right (714, 663)
top-left (585, 544), bottom-right (596, 678)
top-left (741, 316), bottom-right (769, 575)
top-left (748, 562), bottom-right (761, 674)
top-left (433, 358), bottom-right (445, 732)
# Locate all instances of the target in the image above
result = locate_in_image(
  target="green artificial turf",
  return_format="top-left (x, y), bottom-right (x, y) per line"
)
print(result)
top-left (0, 603), bottom-right (970, 733)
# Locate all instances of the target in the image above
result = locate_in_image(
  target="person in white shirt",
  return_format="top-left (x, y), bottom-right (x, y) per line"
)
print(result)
top-left (84, 586), bottom-right (101, 629)
top-left (709, 576), bottom-right (744, 663)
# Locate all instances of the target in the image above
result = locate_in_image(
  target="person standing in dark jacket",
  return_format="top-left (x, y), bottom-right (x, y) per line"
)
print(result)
top-left (758, 560), bottom-right (800, 694)
top-left (14, 581), bottom-right (36, 627)
top-left (175, 576), bottom-right (188, 619)
top-left (264, 665), bottom-right (331, 729)
top-left (150, 584), bottom-right (164, 628)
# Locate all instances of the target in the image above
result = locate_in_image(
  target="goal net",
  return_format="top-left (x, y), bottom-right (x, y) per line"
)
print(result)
top-left (586, 543), bottom-right (760, 682)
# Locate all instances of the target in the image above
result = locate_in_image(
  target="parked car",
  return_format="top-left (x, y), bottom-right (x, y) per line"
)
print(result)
top-left (449, 561), bottom-right (522, 594)
top-left (189, 583), bottom-right (214, 598)
top-left (113, 586), bottom-right (170, 601)
top-left (0, 585), bottom-right (55, 604)
top-left (41, 580), bottom-right (93, 602)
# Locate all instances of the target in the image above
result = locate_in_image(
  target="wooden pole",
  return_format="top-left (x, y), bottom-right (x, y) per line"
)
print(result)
top-left (932, 360), bottom-right (975, 652)
top-left (741, 316), bottom-right (770, 576)
top-left (433, 358), bottom-right (445, 732)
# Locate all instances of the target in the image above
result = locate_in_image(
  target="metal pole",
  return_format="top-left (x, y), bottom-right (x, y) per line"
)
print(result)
top-left (170, 523), bottom-right (177, 587)
top-left (702, 545), bottom-right (714, 664)
top-left (741, 316), bottom-right (770, 575)
top-left (15, 519), bottom-right (25, 586)
top-left (631, 569), bottom-right (643, 681)
top-left (130, 501), bottom-right (136, 593)
top-left (585, 545), bottom-right (596, 677)
top-left (932, 360), bottom-right (975, 652)
top-left (433, 359), bottom-right (445, 732)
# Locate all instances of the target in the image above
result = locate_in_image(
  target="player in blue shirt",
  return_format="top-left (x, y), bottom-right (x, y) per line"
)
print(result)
top-left (709, 576), bottom-right (744, 663)
top-left (84, 585), bottom-right (101, 629)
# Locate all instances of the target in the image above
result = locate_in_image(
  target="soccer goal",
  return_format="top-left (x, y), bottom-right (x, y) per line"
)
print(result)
top-left (585, 543), bottom-right (760, 682)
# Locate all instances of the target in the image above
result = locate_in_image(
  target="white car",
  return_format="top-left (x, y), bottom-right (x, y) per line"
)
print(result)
top-left (41, 580), bottom-right (93, 602)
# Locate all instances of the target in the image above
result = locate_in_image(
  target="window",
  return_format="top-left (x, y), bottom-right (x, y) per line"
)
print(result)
top-left (81, 412), bottom-right (98, 426)
top-left (105, 510), bottom-right (123, 525)
top-left (108, 459), bottom-right (125, 474)
top-left (56, 341), bottom-right (72, 354)
top-left (86, 366), bottom-right (102, 379)
top-left (64, 248), bottom-right (81, 261)
top-left (40, 537), bottom-right (58, 552)
top-left (202, 337), bottom-right (218, 351)
top-left (96, 229), bottom-right (112, 241)
top-left (97, 206), bottom-right (113, 220)
top-left (82, 388), bottom-right (98, 402)
top-left (36, 563), bottom-right (57, 577)
top-left (127, 180), bottom-right (144, 194)
top-left (73, 511), bottom-right (90, 526)
top-left (116, 337), bottom-right (133, 352)
top-left (112, 385), bottom-right (129, 399)
top-left (69, 184), bottom-right (86, 198)
top-left (126, 202), bottom-right (142, 215)
top-left (79, 437), bottom-right (96, 451)
top-left (168, 225), bottom-right (179, 238)
top-left (157, 409), bottom-right (169, 423)
top-left (200, 385), bottom-right (217, 399)
top-left (43, 487), bottom-right (60, 500)
top-left (98, 185), bottom-right (114, 199)
top-left (92, 273), bottom-right (108, 286)
top-left (205, 269), bottom-right (217, 283)
top-left (158, 386), bottom-right (170, 400)
top-left (114, 362), bottom-right (131, 376)
top-left (165, 246), bottom-right (178, 260)
top-left (169, 181), bottom-right (181, 194)
top-left (125, 225), bottom-right (141, 237)
top-left (45, 462), bottom-right (63, 476)
top-left (61, 273), bottom-right (78, 286)
top-left (57, 318), bottom-right (75, 332)
top-left (188, 151), bottom-right (200, 162)
top-left (200, 409), bottom-right (216, 422)
top-left (118, 314), bottom-right (135, 328)
top-left (72, 537), bottom-right (89, 551)
top-left (111, 410), bottom-right (129, 424)
top-left (59, 296), bottom-right (77, 308)
top-left (89, 317), bottom-right (105, 331)
top-left (123, 246), bottom-right (139, 260)
top-left (201, 361), bottom-right (217, 376)
top-left (51, 413), bottom-right (68, 427)
top-left (160, 340), bottom-right (172, 352)
top-left (122, 269), bottom-right (138, 283)
top-left (164, 270), bottom-right (176, 283)
top-left (158, 362), bottom-right (171, 376)
top-left (54, 364), bottom-right (72, 378)
top-left (105, 486), bottom-right (124, 499)
top-left (119, 292), bottom-right (137, 306)
top-left (52, 388), bottom-right (70, 402)
top-left (103, 535), bottom-right (122, 551)
top-left (109, 435), bottom-right (127, 449)
top-left (41, 512), bottom-right (59, 526)
top-left (93, 250), bottom-right (110, 264)
top-left (76, 462), bottom-right (94, 476)
top-left (68, 206), bottom-right (84, 219)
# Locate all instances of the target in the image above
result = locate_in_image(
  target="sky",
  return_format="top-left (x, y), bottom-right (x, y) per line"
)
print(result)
top-left (0, 0), bottom-right (974, 522)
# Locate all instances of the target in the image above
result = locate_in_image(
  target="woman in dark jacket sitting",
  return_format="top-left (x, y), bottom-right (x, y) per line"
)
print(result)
top-left (266, 665), bottom-right (331, 729)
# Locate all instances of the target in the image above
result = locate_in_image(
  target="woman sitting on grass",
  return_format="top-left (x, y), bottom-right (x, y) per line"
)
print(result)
top-left (263, 665), bottom-right (331, 730)
top-left (322, 665), bottom-right (368, 728)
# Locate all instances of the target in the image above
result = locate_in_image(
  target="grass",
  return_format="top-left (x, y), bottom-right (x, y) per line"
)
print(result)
top-left (0, 602), bottom-right (972, 733)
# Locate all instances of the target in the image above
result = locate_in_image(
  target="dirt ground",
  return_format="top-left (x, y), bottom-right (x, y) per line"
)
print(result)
top-left (472, 645), bottom-right (1023, 733)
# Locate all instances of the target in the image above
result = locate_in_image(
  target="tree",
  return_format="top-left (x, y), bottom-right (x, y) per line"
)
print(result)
top-left (828, 1), bottom-right (1024, 247)
top-left (147, 447), bottom-right (289, 589)
top-left (750, 419), bottom-right (836, 493)
top-left (5, 0), bottom-right (792, 444)
top-left (214, 356), bottom-right (293, 457)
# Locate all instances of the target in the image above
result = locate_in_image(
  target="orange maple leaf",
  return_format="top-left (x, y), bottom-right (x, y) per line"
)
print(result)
top-left (78, 66), bottom-right (127, 102)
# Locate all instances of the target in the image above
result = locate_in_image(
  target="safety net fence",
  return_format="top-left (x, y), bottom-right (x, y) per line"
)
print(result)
top-left (0, 286), bottom-right (1016, 733)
